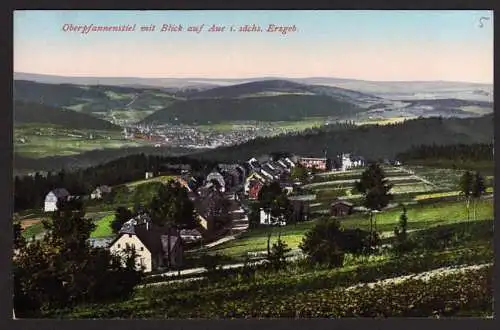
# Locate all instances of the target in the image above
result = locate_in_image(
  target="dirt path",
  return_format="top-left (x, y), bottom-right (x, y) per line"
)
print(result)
top-left (345, 263), bottom-right (491, 291)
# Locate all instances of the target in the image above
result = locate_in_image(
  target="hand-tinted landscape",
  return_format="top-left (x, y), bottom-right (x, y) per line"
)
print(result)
top-left (13, 10), bottom-right (493, 319)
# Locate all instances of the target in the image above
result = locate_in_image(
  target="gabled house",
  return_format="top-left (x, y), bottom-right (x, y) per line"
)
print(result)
top-left (194, 188), bottom-right (228, 234)
top-left (109, 223), bottom-right (182, 273)
top-left (284, 157), bottom-right (296, 168)
top-left (248, 180), bottom-right (264, 200)
top-left (244, 170), bottom-right (268, 194)
top-left (340, 154), bottom-right (365, 171)
top-left (260, 163), bottom-right (280, 180)
top-left (298, 157), bottom-right (328, 171)
top-left (330, 200), bottom-right (354, 217)
top-left (206, 171), bottom-right (226, 192)
top-left (44, 188), bottom-right (70, 212)
top-left (90, 185), bottom-right (112, 200)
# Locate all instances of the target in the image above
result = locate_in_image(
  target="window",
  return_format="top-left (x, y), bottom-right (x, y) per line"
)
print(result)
top-left (126, 243), bottom-right (130, 249)
top-left (117, 244), bottom-right (121, 248)
top-left (140, 247), bottom-right (144, 251)
top-left (140, 258), bottom-right (145, 266)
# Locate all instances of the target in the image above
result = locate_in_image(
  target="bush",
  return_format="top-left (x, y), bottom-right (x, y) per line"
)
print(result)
top-left (300, 219), bottom-right (379, 266)
top-left (300, 219), bottom-right (345, 267)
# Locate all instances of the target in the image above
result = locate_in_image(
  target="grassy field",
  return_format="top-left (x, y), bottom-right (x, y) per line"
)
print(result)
top-left (196, 118), bottom-right (326, 133)
top-left (91, 214), bottom-right (116, 238)
top-left (206, 198), bottom-right (493, 259)
top-left (20, 207), bottom-right (119, 239)
top-left (18, 176), bottom-right (172, 240)
top-left (14, 123), bottom-right (151, 158)
top-left (123, 175), bottom-right (177, 189)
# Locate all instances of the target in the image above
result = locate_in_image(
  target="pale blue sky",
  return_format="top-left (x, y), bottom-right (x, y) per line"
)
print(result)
top-left (14, 10), bottom-right (494, 82)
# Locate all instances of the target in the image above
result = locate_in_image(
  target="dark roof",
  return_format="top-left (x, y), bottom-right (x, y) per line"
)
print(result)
top-left (261, 164), bottom-right (279, 178)
top-left (180, 229), bottom-right (202, 237)
top-left (50, 188), bottom-right (70, 198)
top-left (193, 189), bottom-right (224, 219)
top-left (131, 223), bottom-right (179, 254)
top-left (331, 200), bottom-right (354, 207)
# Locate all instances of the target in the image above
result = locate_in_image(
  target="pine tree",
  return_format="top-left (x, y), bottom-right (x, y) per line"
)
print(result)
top-left (354, 163), bottom-right (393, 244)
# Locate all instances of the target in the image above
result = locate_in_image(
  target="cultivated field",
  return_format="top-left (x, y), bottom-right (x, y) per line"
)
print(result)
top-left (14, 124), bottom-right (151, 158)
top-left (205, 198), bottom-right (493, 260)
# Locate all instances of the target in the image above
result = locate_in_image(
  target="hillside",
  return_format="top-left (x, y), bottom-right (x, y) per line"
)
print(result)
top-left (14, 101), bottom-right (122, 131)
top-left (193, 114), bottom-right (494, 162)
top-left (141, 94), bottom-right (364, 124)
top-left (185, 79), bottom-right (380, 102)
top-left (13, 80), bottom-right (178, 115)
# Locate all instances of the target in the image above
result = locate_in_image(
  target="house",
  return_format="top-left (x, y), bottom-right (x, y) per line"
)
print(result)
top-left (44, 188), bottom-right (70, 212)
top-left (194, 188), bottom-right (228, 234)
top-left (244, 170), bottom-right (268, 195)
top-left (284, 157), bottom-right (296, 168)
top-left (90, 185), bottom-right (112, 200)
top-left (248, 180), bottom-right (264, 200)
top-left (259, 209), bottom-right (286, 226)
top-left (330, 200), bottom-right (354, 217)
top-left (206, 171), bottom-right (226, 192)
top-left (340, 154), bottom-right (365, 171)
top-left (109, 222), bottom-right (183, 273)
top-left (180, 229), bottom-right (203, 243)
top-left (259, 164), bottom-right (277, 181)
top-left (298, 157), bottom-right (328, 171)
top-left (247, 157), bottom-right (261, 170)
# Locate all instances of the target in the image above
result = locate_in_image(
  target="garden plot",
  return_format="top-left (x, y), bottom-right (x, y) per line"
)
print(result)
top-left (304, 175), bottom-right (420, 189)
top-left (405, 166), bottom-right (467, 191)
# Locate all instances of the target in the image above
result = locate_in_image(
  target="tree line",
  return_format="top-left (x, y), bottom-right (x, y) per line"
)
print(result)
top-left (14, 154), bottom-right (217, 212)
top-left (397, 143), bottom-right (493, 162)
top-left (194, 115), bottom-right (493, 162)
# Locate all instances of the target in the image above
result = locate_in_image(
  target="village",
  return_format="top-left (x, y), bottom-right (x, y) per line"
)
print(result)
top-left (121, 122), bottom-right (317, 149)
top-left (35, 152), bottom-right (374, 274)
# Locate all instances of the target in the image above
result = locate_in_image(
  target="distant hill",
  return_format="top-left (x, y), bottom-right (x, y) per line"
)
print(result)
top-left (13, 80), bottom-right (179, 114)
top-left (192, 114), bottom-right (494, 162)
top-left (14, 72), bottom-right (219, 89)
top-left (141, 94), bottom-right (364, 124)
top-left (14, 101), bottom-right (122, 131)
top-left (15, 72), bottom-right (492, 102)
top-left (185, 79), bottom-right (380, 102)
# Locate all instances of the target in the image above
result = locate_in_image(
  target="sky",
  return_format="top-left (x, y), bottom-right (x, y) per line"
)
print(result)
top-left (14, 10), bottom-right (494, 83)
